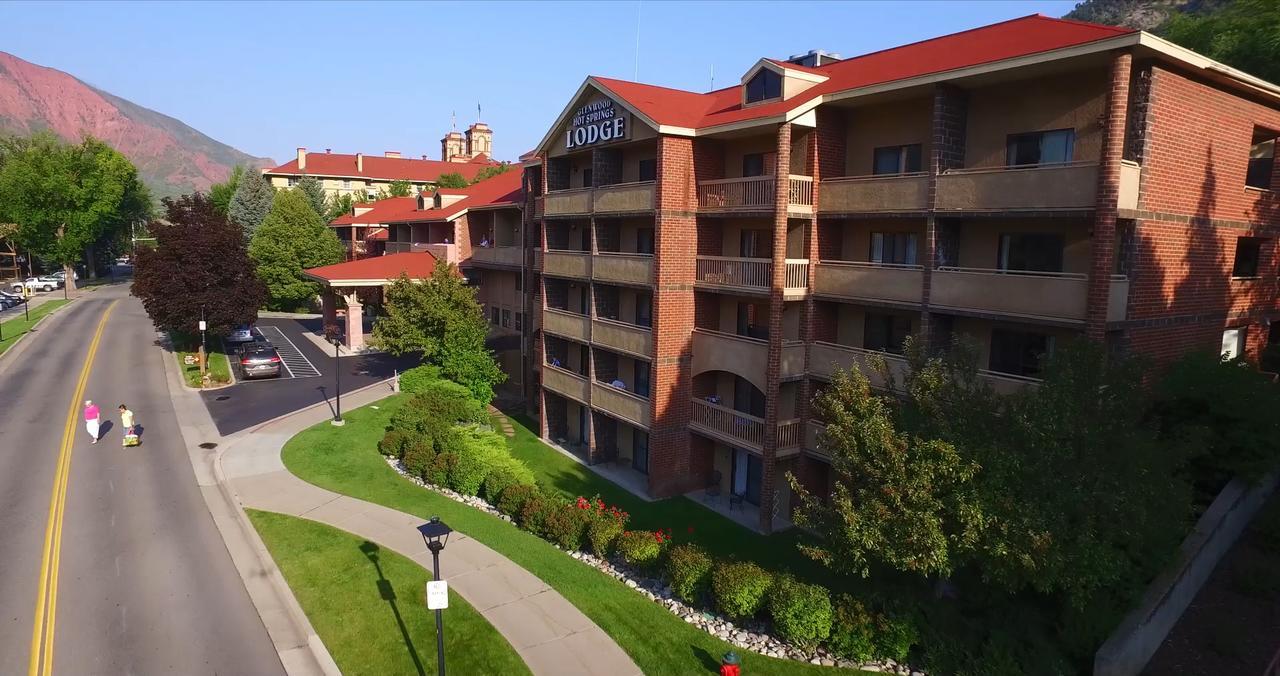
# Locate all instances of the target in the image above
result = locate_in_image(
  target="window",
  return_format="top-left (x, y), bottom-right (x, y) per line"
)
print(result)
top-left (999, 233), bottom-right (1065, 273)
top-left (872, 144), bottom-right (923, 175)
top-left (863, 312), bottom-right (911, 354)
top-left (635, 361), bottom-right (651, 398)
top-left (736, 302), bottom-right (768, 340)
top-left (739, 229), bottom-right (771, 258)
top-left (1222, 327), bottom-right (1246, 360)
top-left (464, 269), bottom-right (482, 286)
top-left (515, 312), bottom-right (523, 331)
top-left (1232, 237), bottom-right (1265, 278)
top-left (342, 179), bottom-right (352, 190)
top-left (1247, 128), bottom-right (1276, 190)
top-left (635, 292), bottom-right (652, 327)
top-left (501, 309), bottom-right (511, 328)
top-left (1006, 129), bottom-right (1075, 166)
top-left (582, 167), bottom-right (593, 188)
top-left (741, 152), bottom-right (776, 178)
top-left (632, 431), bottom-right (649, 474)
top-left (636, 228), bottom-right (654, 255)
top-left (745, 69), bottom-right (782, 104)
top-left (515, 273), bottom-right (522, 292)
top-left (870, 232), bottom-right (918, 266)
top-left (989, 329), bottom-right (1053, 377)
top-left (287, 177), bottom-right (299, 187)
top-left (490, 306), bottom-right (500, 325)
top-left (638, 158), bottom-right (657, 182)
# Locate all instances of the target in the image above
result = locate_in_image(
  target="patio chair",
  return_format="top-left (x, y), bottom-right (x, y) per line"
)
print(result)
top-left (703, 471), bottom-right (722, 505)
top-left (729, 492), bottom-right (744, 512)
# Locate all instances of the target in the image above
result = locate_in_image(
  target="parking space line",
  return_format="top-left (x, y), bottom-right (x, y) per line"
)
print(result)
top-left (257, 325), bottom-right (321, 378)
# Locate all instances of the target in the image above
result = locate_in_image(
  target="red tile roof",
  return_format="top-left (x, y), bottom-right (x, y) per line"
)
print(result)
top-left (594, 15), bottom-right (1133, 131)
top-left (266, 152), bottom-right (497, 182)
top-left (303, 252), bottom-right (438, 284)
top-left (329, 169), bottom-right (522, 227)
top-left (329, 197), bottom-right (418, 226)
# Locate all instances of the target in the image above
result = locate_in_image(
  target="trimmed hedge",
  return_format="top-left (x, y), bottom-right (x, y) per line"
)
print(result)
top-left (497, 483), bottom-right (537, 518)
top-left (768, 574), bottom-right (833, 650)
top-left (544, 505), bottom-right (590, 550)
top-left (616, 530), bottom-right (663, 569)
top-left (518, 490), bottom-right (562, 536)
top-left (712, 561), bottom-right (773, 620)
top-left (398, 364), bottom-right (442, 394)
top-left (665, 543), bottom-right (714, 605)
top-left (378, 429), bottom-right (407, 458)
top-left (402, 441), bottom-right (434, 479)
top-left (828, 595), bottom-right (876, 662)
top-left (586, 514), bottom-right (624, 558)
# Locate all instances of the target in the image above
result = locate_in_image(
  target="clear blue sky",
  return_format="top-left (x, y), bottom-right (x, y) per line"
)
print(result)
top-left (2, 0), bottom-right (1079, 164)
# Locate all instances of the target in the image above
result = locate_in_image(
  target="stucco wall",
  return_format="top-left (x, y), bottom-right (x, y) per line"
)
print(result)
top-left (964, 69), bottom-right (1108, 168)
top-left (845, 97), bottom-right (933, 176)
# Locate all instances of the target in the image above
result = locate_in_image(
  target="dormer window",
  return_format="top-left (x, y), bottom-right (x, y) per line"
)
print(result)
top-left (745, 69), bottom-right (782, 104)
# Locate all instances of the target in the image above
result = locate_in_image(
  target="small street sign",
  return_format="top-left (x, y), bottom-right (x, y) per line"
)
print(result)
top-left (426, 580), bottom-right (448, 610)
top-left (198, 320), bottom-right (207, 332)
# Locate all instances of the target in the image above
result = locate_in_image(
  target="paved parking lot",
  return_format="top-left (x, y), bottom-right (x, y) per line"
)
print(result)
top-left (199, 317), bottom-right (419, 435)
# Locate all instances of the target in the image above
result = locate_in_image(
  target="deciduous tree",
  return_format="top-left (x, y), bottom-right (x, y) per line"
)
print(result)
top-left (325, 192), bottom-right (355, 221)
top-left (470, 163), bottom-right (512, 184)
top-left (132, 193), bottom-right (265, 334)
top-left (373, 265), bottom-right (505, 402)
top-left (248, 189), bottom-right (343, 310)
top-left (386, 179), bottom-right (413, 197)
top-left (434, 172), bottom-right (469, 189)
top-left (228, 166), bottom-right (275, 235)
top-left (209, 165), bottom-right (245, 216)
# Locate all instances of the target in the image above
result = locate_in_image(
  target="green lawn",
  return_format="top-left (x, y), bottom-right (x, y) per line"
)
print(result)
top-left (248, 509), bottom-right (529, 676)
top-left (171, 334), bottom-right (232, 387)
top-left (281, 395), bottom-right (871, 675)
top-left (0, 300), bottom-right (70, 356)
top-left (499, 410), bottom-right (830, 581)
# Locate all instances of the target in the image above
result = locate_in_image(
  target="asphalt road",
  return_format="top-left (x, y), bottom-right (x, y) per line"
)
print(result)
top-left (200, 316), bottom-right (419, 435)
top-left (0, 284), bottom-right (284, 675)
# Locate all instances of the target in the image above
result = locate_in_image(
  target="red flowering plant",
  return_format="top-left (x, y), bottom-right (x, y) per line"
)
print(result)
top-left (577, 495), bottom-right (632, 557)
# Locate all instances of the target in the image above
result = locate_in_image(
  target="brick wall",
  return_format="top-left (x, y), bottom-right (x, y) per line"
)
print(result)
top-left (649, 134), bottom-right (699, 498)
top-left (759, 123), bottom-right (792, 533)
top-left (931, 84), bottom-right (968, 172)
top-left (1086, 51), bottom-right (1133, 339)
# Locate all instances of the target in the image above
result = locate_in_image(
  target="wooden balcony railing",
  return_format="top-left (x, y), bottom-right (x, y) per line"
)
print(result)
top-left (695, 256), bottom-right (808, 296)
top-left (777, 419), bottom-right (804, 450)
top-left (690, 399), bottom-right (766, 450)
top-left (696, 175), bottom-right (814, 212)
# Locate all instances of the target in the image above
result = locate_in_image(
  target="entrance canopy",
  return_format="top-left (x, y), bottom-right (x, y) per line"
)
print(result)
top-left (303, 252), bottom-right (438, 287)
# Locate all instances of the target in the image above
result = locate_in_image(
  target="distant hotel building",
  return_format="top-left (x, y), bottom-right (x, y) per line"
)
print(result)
top-left (307, 14), bottom-right (1280, 533)
top-left (263, 122), bottom-right (497, 200)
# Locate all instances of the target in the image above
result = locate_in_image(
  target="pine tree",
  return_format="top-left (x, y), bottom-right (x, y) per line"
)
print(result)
top-left (295, 175), bottom-right (327, 217)
top-left (228, 167), bottom-right (275, 235)
top-left (248, 190), bottom-right (344, 310)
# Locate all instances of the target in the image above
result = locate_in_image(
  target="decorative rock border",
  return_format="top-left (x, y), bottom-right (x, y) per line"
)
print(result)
top-left (385, 457), bottom-right (920, 675)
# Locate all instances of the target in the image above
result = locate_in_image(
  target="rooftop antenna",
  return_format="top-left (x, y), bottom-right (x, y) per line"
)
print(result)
top-left (633, 0), bottom-right (641, 81)
top-left (710, 63), bottom-right (714, 91)
top-left (451, 110), bottom-right (456, 130)
top-left (477, 102), bottom-right (482, 121)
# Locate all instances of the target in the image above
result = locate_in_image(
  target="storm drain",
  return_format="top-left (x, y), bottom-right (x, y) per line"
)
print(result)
top-left (198, 442), bottom-right (218, 450)
top-left (215, 395), bottom-right (231, 401)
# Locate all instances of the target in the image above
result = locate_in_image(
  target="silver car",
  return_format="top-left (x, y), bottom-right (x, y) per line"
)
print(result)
top-left (227, 324), bottom-right (256, 343)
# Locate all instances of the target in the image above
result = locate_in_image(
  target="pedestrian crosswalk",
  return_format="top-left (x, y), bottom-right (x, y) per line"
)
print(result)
top-left (257, 325), bottom-right (321, 378)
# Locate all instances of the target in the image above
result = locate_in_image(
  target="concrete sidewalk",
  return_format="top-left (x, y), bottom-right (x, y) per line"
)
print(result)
top-left (219, 389), bottom-right (642, 676)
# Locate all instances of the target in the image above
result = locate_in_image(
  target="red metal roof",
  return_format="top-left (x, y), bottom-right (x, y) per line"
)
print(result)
top-left (329, 169), bottom-right (522, 227)
top-left (304, 252), bottom-right (438, 284)
top-left (329, 197), bottom-right (418, 225)
top-left (594, 15), bottom-right (1133, 131)
top-left (266, 152), bottom-right (497, 182)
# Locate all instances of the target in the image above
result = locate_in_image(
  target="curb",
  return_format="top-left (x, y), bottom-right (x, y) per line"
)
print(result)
top-left (163, 334), bottom-right (237, 392)
top-left (157, 335), bottom-right (341, 676)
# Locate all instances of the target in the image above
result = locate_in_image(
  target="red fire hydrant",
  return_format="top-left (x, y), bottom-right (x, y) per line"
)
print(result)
top-left (720, 651), bottom-right (740, 676)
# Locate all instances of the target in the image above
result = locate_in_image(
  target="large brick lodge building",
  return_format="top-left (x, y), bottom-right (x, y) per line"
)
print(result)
top-left (328, 14), bottom-right (1280, 533)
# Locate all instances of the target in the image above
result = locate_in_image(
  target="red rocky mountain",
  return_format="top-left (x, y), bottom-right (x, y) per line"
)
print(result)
top-left (0, 51), bottom-right (273, 199)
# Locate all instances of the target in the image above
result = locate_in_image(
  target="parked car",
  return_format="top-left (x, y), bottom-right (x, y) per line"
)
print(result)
top-left (237, 342), bottom-right (282, 379)
top-left (50, 270), bottom-right (78, 282)
top-left (0, 295), bottom-right (18, 309)
top-left (10, 277), bottom-right (56, 293)
top-left (227, 324), bottom-right (256, 343)
top-left (38, 275), bottom-right (63, 288)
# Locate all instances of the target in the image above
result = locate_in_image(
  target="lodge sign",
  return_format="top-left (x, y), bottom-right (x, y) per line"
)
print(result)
top-left (566, 99), bottom-right (627, 150)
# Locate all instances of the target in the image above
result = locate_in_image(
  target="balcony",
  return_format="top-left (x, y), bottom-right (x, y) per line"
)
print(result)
top-left (931, 268), bottom-right (1129, 323)
top-left (696, 175), bottom-right (814, 214)
top-left (979, 370), bottom-right (1040, 396)
top-left (804, 421), bottom-right (829, 461)
top-left (470, 246), bottom-right (522, 268)
top-left (815, 261), bottom-right (924, 305)
top-left (593, 181), bottom-right (655, 214)
top-left (781, 341), bottom-right (805, 380)
top-left (542, 250), bottom-right (591, 279)
top-left (542, 308), bottom-right (591, 342)
top-left (691, 329), bottom-right (766, 391)
top-left (593, 252), bottom-right (653, 286)
top-left (935, 162), bottom-right (1098, 212)
top-left (592, 383), bottom-right (651, 428)
top-left (543, 188), bottom-right (593, 217)
top-left (689, 399), bottom-right (800, 456)
top-left (808, 342), bottom-right (909, 389)
top-left (542, 364), bottom-right (590, 403)
top-left (384, 241), bottom-right (459, 263)
top-left (533, 196), bottom-right (544, 219)
top-left (694, 256), bottom-right (809, 299)
top-left (592, 318), bottom-right (652, 357)
top-left (818, 173), bottom-right (929, 213)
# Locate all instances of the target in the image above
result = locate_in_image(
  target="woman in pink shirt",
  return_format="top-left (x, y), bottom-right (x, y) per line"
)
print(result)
top-left (84, 400), bottom-right (101, 444)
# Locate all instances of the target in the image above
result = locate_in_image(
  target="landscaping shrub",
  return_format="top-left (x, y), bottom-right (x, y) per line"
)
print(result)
top-left (518, 490), bottom-right (561, 536)
top-left (873, 612), bottom-right (918, 663)
top-left (378, 429), bottom-right (407, 458)
top-left (444, 427), bottom-right (505, 496)
top-left (616, 530), bottom-right (663, 569)
top-left (543, 504), bottom-right (590, 550)
top-left (586, 514), bottom-right (625, 558)
top-left (828, 595), bottom-right (876, 662)
top-left (398, 364), bottom-right (442, 394)
top-left (389, 380), bottom-right (487, 439)
top-left (425, 452), bottom-right (456, 488)
top-left (767, 574), bottom-right (832, 650)
top-left (497, 483), bottom-right (537, 518)
top-left (401, 440), bottom-right (434, 480)
top-left (664, 544), bottom-right (713, 605)
top-left (711, 561), bottom-right (773, 620)
top-left (481, 454), bottom-right (536, 504)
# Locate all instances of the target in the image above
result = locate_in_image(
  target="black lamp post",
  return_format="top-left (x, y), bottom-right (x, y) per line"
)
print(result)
top-left (325, 324), bottom-right (343, 426)
top-left (417, 516), bottom-right (452, 676)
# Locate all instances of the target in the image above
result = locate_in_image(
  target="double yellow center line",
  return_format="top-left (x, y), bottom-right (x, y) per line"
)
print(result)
top-left (28, 300), bottom-right (117, 676)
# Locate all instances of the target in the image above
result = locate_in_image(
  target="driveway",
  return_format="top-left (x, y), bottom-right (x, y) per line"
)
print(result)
top-left (199, 317), bottom-right (419, 435)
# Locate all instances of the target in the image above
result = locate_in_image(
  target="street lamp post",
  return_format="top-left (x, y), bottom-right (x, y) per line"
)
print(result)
top-left (417, 516), bottom-right (452, 676)
top-left (326, 326), bottom-right (343, 426)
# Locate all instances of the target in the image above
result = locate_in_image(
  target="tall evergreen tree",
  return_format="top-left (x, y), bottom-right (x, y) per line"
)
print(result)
top-left (295, 175), bottom-right (327, 216)
top-left (228, 166), bottom-right (275, 235)
top-left (248, 189), bottom-right (344, 310)
top-left (133, 193), bottom-right (265, 334)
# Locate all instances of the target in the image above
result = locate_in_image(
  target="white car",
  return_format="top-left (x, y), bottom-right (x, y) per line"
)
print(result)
top-left (10, 277), bottom-right (57, 293)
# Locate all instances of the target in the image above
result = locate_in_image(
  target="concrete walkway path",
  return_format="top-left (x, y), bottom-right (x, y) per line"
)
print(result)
top-left (220, 388), bottom-right (641, 676)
